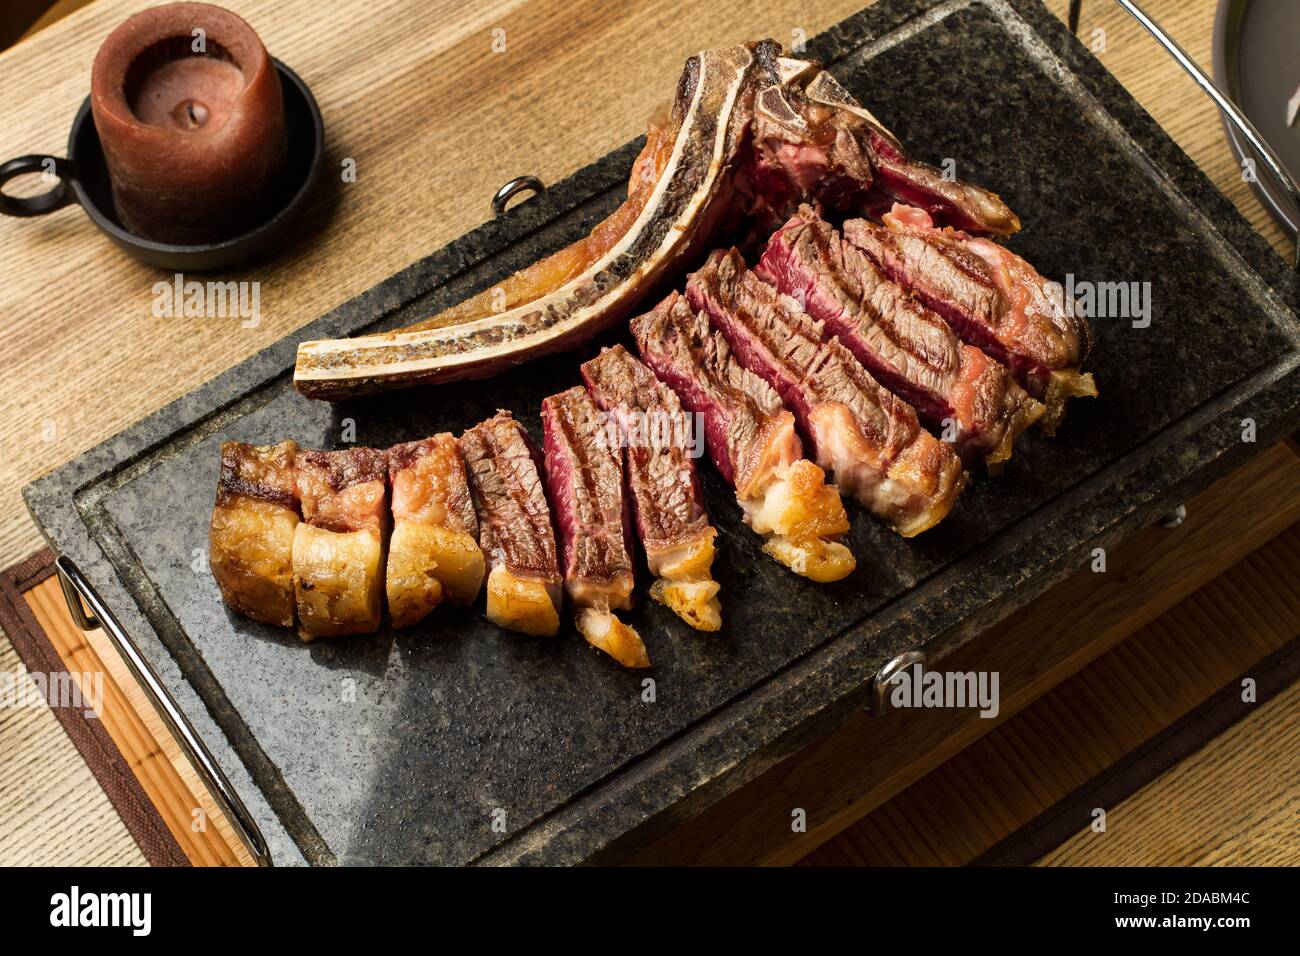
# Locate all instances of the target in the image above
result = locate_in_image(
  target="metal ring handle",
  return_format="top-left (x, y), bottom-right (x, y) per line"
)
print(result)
top-left (55, 556), bottom-right (272, 867)
top-left (870, 650), bottom-right (928, 717)
top-left (1069, 0), bottom-right (1300, 270)
top-left (491, 175), bottom-right (545, 217)
top-left (0, 154), bottom-right (75, 217)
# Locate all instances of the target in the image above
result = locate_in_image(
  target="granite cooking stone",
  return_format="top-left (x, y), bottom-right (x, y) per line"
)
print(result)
top-left (24, 0), bottom-right (1300, 866)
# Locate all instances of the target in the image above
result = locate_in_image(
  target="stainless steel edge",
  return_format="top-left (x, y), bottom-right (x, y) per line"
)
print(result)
top-left (55, 555), bottom-right (272, 867)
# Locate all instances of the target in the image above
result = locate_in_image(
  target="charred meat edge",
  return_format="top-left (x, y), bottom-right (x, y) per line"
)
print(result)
top-left (631, 292), bottom-right (855, 580)
top-left (210, 440), bottom-right (301, 628)
top-left (386, 435), bottom-right (486, 628)
top-left (843, 205), bottom-right (1096, 433)
top-left (756, 205), bottom-right (1043, 468)
top-left (294, 43), bottom-right (1021, 400)
top-left (292, 447), bottom-right (390, 640)
top-left (687, 248), bottom-right (965, 537)
top-left (459, 411), bottom-right (563, 636)
top-left (542, 387), bottom-right (651, 667)
top-left (580, 345), bottom-right (722, 630)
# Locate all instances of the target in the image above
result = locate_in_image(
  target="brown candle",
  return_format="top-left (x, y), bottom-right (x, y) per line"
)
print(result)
top-left (91, 2), bottom-right (288, 244)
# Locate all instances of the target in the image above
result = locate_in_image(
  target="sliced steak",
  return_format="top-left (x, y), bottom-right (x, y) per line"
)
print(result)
top-left (386, 434), bottom-right (485, 628)
top-left (581, 345), bottom-right (722, 631)
top-left (687, 248), bottom-right (965, 537)
top-left (632, 292), bottom-right (855, 580)
top-left (541, 386), bottom-right (650, 666)
top-left (843, 205), bottom-right (1096, 432)
top-left (459, 411), bottom-right (563, 636)
top-left (757, 205), bottom-right (1043, 467)
top-left (295, 44), bottom-right (1022, 401)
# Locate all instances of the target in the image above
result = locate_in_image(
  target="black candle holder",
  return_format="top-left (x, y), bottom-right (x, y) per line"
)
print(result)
top-left (0, 59), bottom-right (323, 271)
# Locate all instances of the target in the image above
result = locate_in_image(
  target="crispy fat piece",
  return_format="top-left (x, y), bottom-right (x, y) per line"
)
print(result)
top-left (386, 435), bottom-right (485, 628)
top-left (581, 345), bottom-right (722, 631)
top-left (292, 448), bottom-right (389, 640)
top-left (460, 412), bottom-right (563, 637)
top-left (210, 440), bottom-right (301, 627)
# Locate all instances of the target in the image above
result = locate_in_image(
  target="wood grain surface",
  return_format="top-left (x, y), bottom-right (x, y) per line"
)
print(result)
top-left (0, 0), bottom-right (1292, 865)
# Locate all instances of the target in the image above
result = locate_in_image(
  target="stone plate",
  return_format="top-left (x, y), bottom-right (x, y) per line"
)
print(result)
top-left (24, 0), bottom-right (1300, 866)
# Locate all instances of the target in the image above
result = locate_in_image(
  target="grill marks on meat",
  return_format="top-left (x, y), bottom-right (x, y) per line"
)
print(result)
top-left (541, 387), bottom-right (650, 667)
top-left (756, 206), bottom-right (1043, 468)
top-left (688, 248), bottom-right (965, 537)
top-left (459, 411), bottom-right (563, 637)
top-left (632, 293), bottom-right (855, 581)
top-left (293, 447), bottom-right (390, 639)
top-left (844, 205), bottom-right (1096, 432)
top-left (294, 42), bottom-right (763, 399)
top-left (294, 43), bottom-right (1025, 402)
top-left (386, 435), bottom-right (486, 628)
top-left (210, 440), bottom-right (301, 627)
top-left (581, 346), bottom-right (721, 631)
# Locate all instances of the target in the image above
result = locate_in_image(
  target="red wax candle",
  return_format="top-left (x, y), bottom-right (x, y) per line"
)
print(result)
top-left (91, 2), bottom-right (288, 244)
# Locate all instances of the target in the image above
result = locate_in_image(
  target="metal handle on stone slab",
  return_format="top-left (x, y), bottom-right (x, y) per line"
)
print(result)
top-left (1069, 0), bottom-right (1300, 270)
top-left (870, 650), bottom-right (927, 717)
top-left (491, 175), bottom-right (545, 217)
top-left (55, 555), bottom-right (272, 867)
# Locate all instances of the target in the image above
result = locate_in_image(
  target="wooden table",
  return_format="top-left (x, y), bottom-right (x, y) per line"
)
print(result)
top-left (0, 0), bottom-right (1291, 865)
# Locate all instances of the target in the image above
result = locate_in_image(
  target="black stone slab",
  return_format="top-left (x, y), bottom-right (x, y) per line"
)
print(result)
top-left (24, 0), bottom-right (1300, 866)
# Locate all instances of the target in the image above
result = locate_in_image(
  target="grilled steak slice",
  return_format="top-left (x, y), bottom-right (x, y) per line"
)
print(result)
top-left (746, 59), bottom-right (1021, 237)
top-left (210, 440), bottom-right (301, 627)
top-left (459, 411), bottom-right (563, 636)
top-left (632, 293), bottom-right (855, 579)
top-left (294, 42), bottom-right (765, 400)
top-left (757, 206), bottom-right (1043, 468)
top-left (687, 248), bottom-right (965, 536)
top-left (386, 435), bottom-right (486, 628)
top-left (295, 44), bottom-right (1022, 401)
top-left (541, 387), bottom-right (650, 667)
top-left (581, 345), bottom-right (722, 631)
top-left (843, 205), bottom-right (1096, 432)
top-left (292, 447), bottom-right (389, 639)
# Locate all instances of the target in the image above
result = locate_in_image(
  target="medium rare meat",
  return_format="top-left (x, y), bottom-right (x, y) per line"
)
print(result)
top-left (541, 387), bottom-right (650, 667)
top-left (459, 412), bottom-right (563, 636)
top-left (687, 248), bottom-right (965, 537)
top-left (581, 346), bottom-right (722, 631)
top-left (631, 293), bottom-right (855, 580)
top-left (386, 435), bottom-right (485, 628)
top-left (293, 447), bottom-right (389, 639)
top-left (294, 43), bottom-right (1022, 401)
top-left (843, 205), bottom-right (1096, 432)
top-left (756, 205), bottom-right (1043, 468)
top-left (746, 58), bottom-right (1020, 237)
top-left (210, 440), bottom-right (301, 627)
